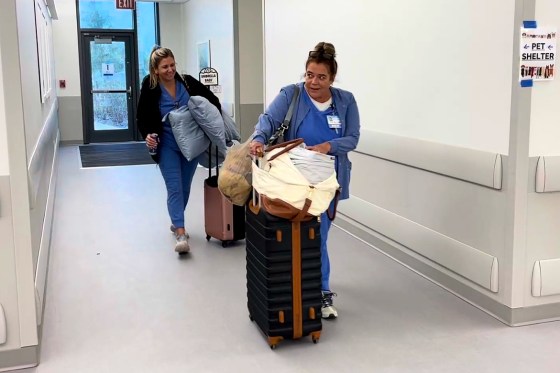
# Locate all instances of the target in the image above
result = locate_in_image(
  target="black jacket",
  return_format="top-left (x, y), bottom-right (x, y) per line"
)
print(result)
top-left (136, 73), bottom-right (221, 162)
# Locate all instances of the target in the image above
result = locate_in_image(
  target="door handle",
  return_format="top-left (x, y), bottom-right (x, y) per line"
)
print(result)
top-left (90, 88), bottom-right (131, 94)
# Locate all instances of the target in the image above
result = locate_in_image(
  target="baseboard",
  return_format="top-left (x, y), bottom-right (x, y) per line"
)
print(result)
top-left (335, 213), bottom-right (560, 326)
top-left (59, 140), bottom-right (83, 146)
top-left (0, 346), bottom-right (38, 372)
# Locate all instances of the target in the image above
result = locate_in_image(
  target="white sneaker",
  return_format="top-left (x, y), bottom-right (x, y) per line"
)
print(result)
top-left (321, 291), bottom-right (338, 319)
top-left (175, 234), bottom-right (190, 254)
top-left (170, 225), bottom-right (189, 238)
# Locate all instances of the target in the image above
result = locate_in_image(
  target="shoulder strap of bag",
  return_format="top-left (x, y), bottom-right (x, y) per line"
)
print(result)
top-left (267, 84), bottom-right (300, 146)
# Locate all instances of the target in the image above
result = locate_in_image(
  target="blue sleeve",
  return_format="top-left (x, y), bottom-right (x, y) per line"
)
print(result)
top-left (329, 93), bottom-right (360, 155)
top-left (251, 86), bottom-right (292, 144)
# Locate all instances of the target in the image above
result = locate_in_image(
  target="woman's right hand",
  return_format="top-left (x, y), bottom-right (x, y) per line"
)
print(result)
top-left (146, 133), bottom-right (158, 148)
top-left (249, 140), bottom-right (264, 156)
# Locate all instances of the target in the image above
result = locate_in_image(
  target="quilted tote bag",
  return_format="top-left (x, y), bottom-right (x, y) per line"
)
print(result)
top-left (252, 139), bottom-right (340, 220)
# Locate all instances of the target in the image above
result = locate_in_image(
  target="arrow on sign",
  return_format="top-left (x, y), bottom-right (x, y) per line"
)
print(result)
top-left (524, 44), bottom-right (530, 49)
top-left (548, 45), bottom-right (554, 50)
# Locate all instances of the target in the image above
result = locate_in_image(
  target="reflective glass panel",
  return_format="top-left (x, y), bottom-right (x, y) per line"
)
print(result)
top-left (90, 40), bottom-right (126, 90)
top-left (136, 2), bottom-right (157, 85)
top-left (79, 0), bottom-right (133, 29)
top-left (89, 40), bottom-right (128, 131)
top-left (93, 93), bottom-right (128, 131)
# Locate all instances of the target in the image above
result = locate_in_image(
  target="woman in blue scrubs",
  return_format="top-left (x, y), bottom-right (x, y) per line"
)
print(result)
top-left (249, 42), bottom-right (361, 319)
top-left (137, 47), bottom-right (221, 255)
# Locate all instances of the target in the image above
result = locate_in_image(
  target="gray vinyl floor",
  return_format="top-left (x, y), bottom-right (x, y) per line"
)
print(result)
top-left (20, 145), bottom-right (560, 373)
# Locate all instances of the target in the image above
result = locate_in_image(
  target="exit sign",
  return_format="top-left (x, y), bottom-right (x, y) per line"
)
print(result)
top-left (116, 0), bottom-right (135, 10)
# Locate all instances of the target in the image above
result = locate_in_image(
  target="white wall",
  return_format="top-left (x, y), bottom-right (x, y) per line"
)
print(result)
top-left (0, 41), bottom-right (9, 176)
top-left (529, 0), bottom-right (560, 156)
top-left (52, 0), bottom-right (81, 97)
top-left (264, 0), bottom-right (514, 155)
top-left (522, 0), bottom-right (560, 308)
top-left (159, 4), bottom-right (186, 70)
top-left (181, 0), bottom-right (234, 105)
top-left (263, 0), bottom-right (560, 319)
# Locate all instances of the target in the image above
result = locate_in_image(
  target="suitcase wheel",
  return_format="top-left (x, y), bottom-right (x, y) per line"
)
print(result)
top-left (221, 241), bottom-right (229, 248)
top-left (267, 336), bottom-right (283, 349)
top-left (249, 314), bottom-right (254, 322)
top-left (206, 235), bottom-right (211, 241)
top-left (311, 331), bottom-right (321, 344)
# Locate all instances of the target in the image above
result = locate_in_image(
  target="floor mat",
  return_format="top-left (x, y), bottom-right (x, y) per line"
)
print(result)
top-left (79, 142), bottom-right (155, 168)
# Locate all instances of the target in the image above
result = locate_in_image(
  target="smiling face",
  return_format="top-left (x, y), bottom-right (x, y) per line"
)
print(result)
top-left (155, 56), bottom-right (176, 84)
top-left (304, 62), bottom-right (335, 103)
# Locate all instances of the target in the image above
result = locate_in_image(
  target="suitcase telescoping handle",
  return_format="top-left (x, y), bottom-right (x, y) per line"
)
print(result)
top-left (208, 144), bottom-right (219, 179)
top-left (251, 155), bottom-right (262, 208)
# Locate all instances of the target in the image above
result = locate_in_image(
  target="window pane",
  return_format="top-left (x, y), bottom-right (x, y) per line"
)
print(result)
top-left (90, 41), bottom-right (126, 90)
top-left (79, 0), bottom-right (133, 29)
top-left (136, 2), bottom-right (157, 86)
top-left (93, 93), bottom-right (129, 130)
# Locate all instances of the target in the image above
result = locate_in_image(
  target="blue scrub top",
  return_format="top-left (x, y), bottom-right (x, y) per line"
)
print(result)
top-left (159, 80), bottom-right (190, 149)
top-left (296, 89), bottom-right (341, 146)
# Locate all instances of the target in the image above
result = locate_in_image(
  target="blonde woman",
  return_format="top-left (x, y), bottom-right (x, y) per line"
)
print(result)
top-left (137, 47), bottom-right (221, 254)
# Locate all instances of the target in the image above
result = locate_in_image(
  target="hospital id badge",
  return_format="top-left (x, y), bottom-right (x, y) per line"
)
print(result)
top-left (327, 115), bottom-right (341, 129)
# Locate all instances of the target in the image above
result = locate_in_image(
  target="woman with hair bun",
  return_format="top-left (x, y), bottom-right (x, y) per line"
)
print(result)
top-left (250, 42), bottom-right (361, 319)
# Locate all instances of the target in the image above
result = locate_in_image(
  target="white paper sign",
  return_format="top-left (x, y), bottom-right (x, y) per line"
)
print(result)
top-left (102, 63), bottom-right (114, 76)
top-left (520, 27), bottom-right (556, 81)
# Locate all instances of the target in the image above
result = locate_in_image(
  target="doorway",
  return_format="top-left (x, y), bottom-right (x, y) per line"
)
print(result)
top-left (80, 32), bottom-right (139, 143)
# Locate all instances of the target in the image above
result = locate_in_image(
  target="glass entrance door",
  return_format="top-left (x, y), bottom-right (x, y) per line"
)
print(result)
top-left (81, 33), bottom-right (138, 143)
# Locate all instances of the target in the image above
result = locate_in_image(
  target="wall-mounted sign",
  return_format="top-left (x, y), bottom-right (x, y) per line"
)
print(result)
top-left (102, 63), bottom-right (114, 76)
top-left (199, 67), bottom-right (218, 86)
top-left (209, 85), bottom-right (222, 94)
top-left (116, 0), bottom-right (135, 10)
top-left (520, 27), bottom-right (556, 81)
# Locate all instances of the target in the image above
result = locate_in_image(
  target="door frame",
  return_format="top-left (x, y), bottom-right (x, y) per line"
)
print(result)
top-left (79, 31), bottom-right (140, 143)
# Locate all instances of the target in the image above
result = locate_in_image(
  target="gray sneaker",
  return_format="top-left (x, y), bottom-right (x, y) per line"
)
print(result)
top-left (170, 225), bottom-right (189, 238)
top-left (175, 234), bottom-right (190, 254)
top-left (321, 291), bottom-right (338, 319)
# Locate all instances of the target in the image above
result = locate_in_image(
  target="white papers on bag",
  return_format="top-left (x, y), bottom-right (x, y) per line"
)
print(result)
top-left (288, 144), bottom-right (336, 185)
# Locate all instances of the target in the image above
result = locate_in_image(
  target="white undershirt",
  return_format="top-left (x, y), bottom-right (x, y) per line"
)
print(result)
top-left (306, 89), bottom-right (332, 111)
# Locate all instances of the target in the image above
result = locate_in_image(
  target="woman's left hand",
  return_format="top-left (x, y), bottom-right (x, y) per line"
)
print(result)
top-left (306, 142), bottom-right (331, 154)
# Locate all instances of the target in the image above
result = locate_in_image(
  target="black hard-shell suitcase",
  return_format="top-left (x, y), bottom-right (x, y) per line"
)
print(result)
top-left (204, 145), bottom-right (245, 247)
top-left (246, 198), bottom-right (322, 349)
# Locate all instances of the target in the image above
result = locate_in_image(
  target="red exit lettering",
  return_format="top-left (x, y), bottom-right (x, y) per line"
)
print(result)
top-left (116, 0), bottom-right (135, 10)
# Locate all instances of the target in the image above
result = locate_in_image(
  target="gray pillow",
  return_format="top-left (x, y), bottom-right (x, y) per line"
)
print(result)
top-left (222, 112), bottom-right (241, 143)
top-left (188, 96), bottom-right (227, 152)
top-left (164, 105), bottom-right (209, 161)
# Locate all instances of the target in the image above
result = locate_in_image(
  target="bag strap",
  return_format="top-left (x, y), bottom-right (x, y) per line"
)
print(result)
top-left (266, 138), bottom-right (304, 161)
top-left (326, 190), bottom-right (341, 221)
top-left (267, 85), bottom-right (300, 146)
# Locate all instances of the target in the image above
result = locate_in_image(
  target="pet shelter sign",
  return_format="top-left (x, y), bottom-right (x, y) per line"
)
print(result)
top-left (520, 27), bottom-right (556, 81)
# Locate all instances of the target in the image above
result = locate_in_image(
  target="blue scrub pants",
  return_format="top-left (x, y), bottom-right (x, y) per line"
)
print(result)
top-left (158, 144), bottom-right (198, 229)
top-left (320, 200), bottom-right (336, 292)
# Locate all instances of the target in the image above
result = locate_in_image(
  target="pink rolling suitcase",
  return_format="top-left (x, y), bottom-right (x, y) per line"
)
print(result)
top-left (204, 145), bottom-right (245, 247)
